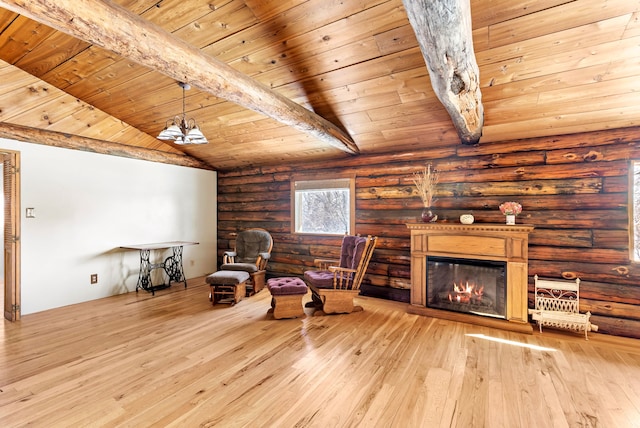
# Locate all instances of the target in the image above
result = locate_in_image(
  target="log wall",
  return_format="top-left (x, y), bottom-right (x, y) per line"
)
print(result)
top-left (218, 127), bottom-right (640, 339)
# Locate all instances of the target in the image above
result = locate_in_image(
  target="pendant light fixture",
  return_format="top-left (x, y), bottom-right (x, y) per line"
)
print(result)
top-left (157, 82), bottom-right (208, 145)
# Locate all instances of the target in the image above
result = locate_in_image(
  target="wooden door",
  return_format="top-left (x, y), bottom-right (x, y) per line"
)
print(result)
top-left (3, 151), bottom-right (20, 321)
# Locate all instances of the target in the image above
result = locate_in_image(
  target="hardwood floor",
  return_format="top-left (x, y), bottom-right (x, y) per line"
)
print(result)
top-left (1, 277), bottom-right (639, 427)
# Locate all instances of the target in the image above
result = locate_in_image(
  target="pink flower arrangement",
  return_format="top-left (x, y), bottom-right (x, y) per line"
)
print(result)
top-left (499, 201), bottom-right (522, 216)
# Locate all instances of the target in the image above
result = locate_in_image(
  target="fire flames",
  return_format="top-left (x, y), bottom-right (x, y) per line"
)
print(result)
top-left (448, 281), bottom-right (484, 304)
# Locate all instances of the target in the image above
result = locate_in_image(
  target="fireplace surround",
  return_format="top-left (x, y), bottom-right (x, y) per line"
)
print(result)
top-left (407, 223), bottom-right (534, 333)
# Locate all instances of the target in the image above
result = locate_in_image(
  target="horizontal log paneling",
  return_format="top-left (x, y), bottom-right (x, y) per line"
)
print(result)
top-left (357, 193), bottom-right (628, 211)
top-left (528, 260), bottom-right (640, 286)
top-left (360, 179), bottom-right (605, 203)
top-left (593, 229), bottom-right (630, 248)
top-left (583, 299), bottom-right (640, 320)
top-left (603, 175), bottom-right (629, 193)
top-left (529, 247), bottom-right (630, 265)
top-left (590, 315), bottom-right (640, 338)
top-left (546, 143), bottom-right (640, 164)
top-left (218, 127), bottom-right (640, 339)
top-left (580, 281), bottom-right (640, 305)
top-left (217, 200), bottom-right (290, 213)
top-left (457, 127), bottom-right (640, 156)
top-left (528, 229), bottom-right (593, 248)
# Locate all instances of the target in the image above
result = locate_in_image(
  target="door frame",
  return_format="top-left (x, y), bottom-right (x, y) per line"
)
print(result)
top-left (3, 150), bottom-right (20, 321)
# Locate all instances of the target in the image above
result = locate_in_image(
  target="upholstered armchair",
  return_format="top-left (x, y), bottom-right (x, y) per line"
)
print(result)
top-left (304, 235), bottom-right (377, 315)
top-left (221, 228), bottom-right (273, 294)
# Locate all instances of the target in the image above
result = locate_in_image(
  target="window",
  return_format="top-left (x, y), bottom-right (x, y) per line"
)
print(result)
top-left (292, 176), bottom-right (355, 235)
top-left (633, 161), bottom-right (640, 261)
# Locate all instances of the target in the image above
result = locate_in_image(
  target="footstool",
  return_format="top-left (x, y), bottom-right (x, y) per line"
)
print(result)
top-left (206, 270), bottom-right (250, 305)
top-left (267, 277), bottom-right (308, 319)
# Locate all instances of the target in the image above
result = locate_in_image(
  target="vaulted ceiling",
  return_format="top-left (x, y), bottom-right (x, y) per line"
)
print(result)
top-left (0, 0), bottom-right (639, 171)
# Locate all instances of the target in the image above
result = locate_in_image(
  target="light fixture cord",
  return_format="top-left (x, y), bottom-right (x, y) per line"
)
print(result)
top-left (182, 84), bottom-right (187, 132)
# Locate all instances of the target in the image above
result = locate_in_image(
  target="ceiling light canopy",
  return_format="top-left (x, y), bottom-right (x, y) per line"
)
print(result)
top-left (157, 82), bottom-right (208, 145)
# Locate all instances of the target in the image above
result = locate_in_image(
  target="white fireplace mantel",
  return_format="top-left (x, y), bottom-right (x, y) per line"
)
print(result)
top-left (406, 222), bottom-right (535, 333)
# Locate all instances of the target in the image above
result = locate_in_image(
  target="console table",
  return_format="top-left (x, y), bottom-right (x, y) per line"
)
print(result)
top-left (121, 241), bottom-right (198, 295)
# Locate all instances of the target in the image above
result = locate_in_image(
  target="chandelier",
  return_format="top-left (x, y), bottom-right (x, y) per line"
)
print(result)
top-left (157, 82), bottom-right (208, 145)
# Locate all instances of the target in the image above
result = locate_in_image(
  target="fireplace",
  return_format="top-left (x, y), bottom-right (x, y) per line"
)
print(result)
top-left (407, 223), bottom-right (534, 333)
top-left (427, 256), bottom-right (506, 319)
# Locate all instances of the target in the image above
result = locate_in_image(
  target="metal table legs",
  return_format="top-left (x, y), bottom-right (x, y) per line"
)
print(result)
top-left (135, 245), bottom-right (188, 295)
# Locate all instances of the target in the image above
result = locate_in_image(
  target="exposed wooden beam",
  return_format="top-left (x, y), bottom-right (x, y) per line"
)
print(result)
top-left (0, 0), bottom-right (360, 155)
top-left (402, 0), bottom-right (484, 144)
top-left (0, 122), bottom-right (214, 170)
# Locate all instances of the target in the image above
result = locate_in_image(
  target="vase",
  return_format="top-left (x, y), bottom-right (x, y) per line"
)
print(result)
top-left (421, 207), bottom-right (437, 222)
top-left (506, 214), bottom-right (516, 225)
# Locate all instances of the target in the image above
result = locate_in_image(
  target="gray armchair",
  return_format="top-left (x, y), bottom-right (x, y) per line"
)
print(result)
top-left (221, 228), bottom-right (273, 294)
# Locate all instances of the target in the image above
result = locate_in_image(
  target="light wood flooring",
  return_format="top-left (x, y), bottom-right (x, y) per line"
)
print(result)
top-left (1, 277), bottom-right (639, 427)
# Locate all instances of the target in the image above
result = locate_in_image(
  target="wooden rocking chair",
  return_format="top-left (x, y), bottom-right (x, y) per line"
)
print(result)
top-left (221, 228), bottom-right (273, 294)
top-left (304, 235), bottom-right (377, 315)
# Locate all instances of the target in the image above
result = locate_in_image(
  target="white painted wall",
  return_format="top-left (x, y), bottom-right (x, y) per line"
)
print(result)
top-left (0, 138), bottom-right (217, 315)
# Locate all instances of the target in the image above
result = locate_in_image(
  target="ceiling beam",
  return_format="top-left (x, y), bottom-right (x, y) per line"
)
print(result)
top-left (402, 0), bottom-right (484, 145)
top-left (0, 122), bottom-right (214, 170)
top-left (0, 0), bottom-right (360, 155)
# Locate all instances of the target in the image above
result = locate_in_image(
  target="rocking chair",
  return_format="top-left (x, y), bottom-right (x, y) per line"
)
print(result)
top-left (304, 235), bottom-right (377, 315)
top-left (221, 228), bottom-right (273, 294)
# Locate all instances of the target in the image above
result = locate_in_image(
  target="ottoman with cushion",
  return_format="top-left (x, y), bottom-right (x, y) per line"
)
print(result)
top-left (266, 277), bottom-right (308, 319)
top-left (206, 270), bottom-right (250, 305)
top-left (217, 263), bottom-right (266, 295)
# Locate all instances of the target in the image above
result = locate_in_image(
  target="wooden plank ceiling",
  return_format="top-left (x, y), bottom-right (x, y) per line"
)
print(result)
top-left (0, 0), bottom-right (639, 171)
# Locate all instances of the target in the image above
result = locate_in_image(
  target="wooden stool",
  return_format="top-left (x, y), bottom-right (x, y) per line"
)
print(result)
top-left (267, 277), bottom-right (308, 319)
top-left (206, 271), bottom-right (250, 305)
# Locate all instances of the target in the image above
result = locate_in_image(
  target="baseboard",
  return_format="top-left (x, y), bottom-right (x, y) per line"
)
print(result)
top-left (360, 284), bottom-right (410, 303)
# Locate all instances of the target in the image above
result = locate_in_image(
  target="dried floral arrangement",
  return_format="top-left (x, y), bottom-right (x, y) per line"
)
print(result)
top-left (499, 201), bottom-right (523, 216)
top-left (412, 163), bottom-right (439, 207)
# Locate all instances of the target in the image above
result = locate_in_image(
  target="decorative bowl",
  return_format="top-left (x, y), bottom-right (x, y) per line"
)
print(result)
top-left (460, 214), bottom-right (474, 224)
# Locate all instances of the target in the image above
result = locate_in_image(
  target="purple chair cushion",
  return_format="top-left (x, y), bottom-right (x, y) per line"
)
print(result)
top-left (267, 277), bottom-right (308, 295)
top-left (303, 270), bottom-right (335, 289)
top-left (339, 235), bottom-right (367, 269)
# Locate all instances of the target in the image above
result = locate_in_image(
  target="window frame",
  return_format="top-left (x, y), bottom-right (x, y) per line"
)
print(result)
top-left (290, 173), bottom-right (356, 235)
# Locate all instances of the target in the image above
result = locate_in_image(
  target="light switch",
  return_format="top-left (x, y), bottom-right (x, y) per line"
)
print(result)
top-left (26, 207), bottom-right (35, 218)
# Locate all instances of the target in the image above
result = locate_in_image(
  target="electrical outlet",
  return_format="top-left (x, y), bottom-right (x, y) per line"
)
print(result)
top-left (90, 274), bottom-right (98, 284)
